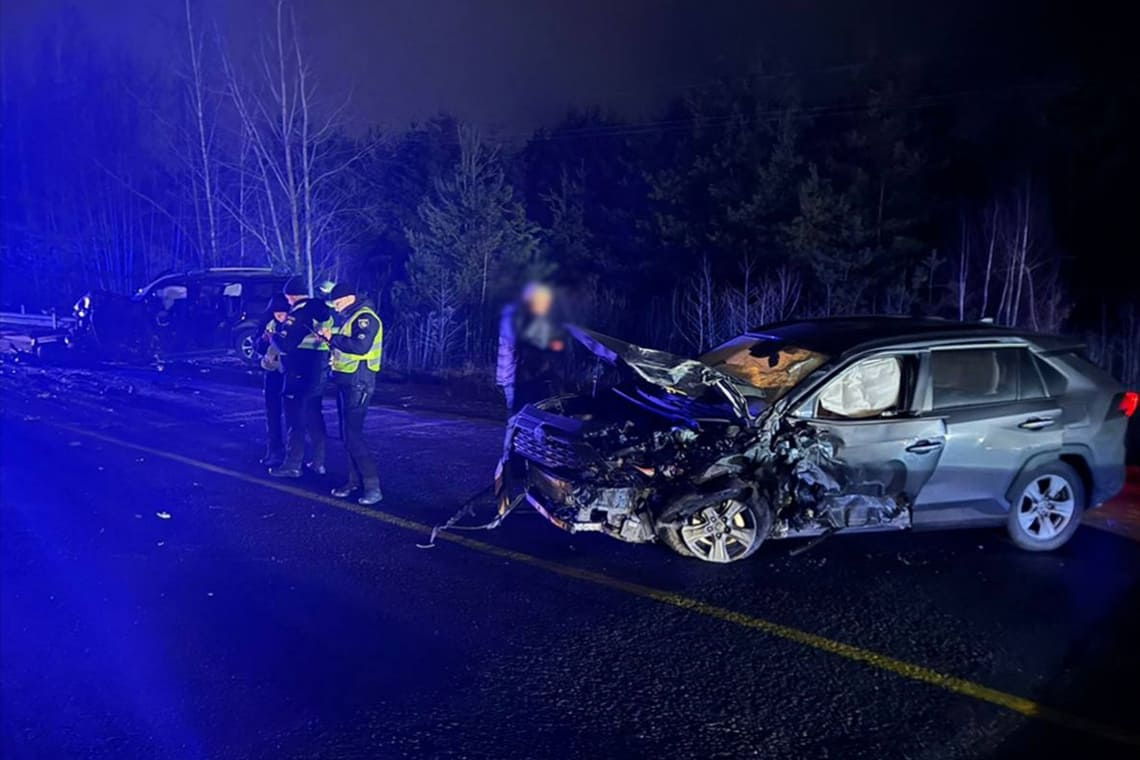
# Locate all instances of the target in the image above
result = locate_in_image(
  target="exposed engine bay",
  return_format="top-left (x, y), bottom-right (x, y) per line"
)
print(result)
top-left (501, 394), bottom-right (906, 545)
top-left (487, 327), bottom-right (907, 562)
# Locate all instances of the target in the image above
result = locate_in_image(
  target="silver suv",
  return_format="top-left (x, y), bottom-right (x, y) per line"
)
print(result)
top-left (495, 317), bottom-right (1136, 563)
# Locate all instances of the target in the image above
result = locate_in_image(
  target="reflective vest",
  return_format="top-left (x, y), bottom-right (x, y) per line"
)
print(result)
top-left (330, 305), bottom-right (382, 374)
top-left (261, 318), bottom-right (283, 372)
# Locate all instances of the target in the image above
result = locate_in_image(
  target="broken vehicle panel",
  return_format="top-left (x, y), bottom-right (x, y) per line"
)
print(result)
top-left (477, 318), bottom-right (1129, 563)
top-left (492, 328), bottom-right (911, 562)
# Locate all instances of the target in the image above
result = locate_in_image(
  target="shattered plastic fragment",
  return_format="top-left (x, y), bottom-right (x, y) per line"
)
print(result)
top-left (156, 511), bottom-right (172, 520)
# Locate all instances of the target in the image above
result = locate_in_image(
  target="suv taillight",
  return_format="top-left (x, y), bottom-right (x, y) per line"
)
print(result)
top-left (1122, 391), bottom-right (1139, 418)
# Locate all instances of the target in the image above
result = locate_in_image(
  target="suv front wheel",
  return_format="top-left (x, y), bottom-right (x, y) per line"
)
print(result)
top-left (1007, 461), bottom-right (1085, 552)
top-left (663, 497), bottom-right (771, 563)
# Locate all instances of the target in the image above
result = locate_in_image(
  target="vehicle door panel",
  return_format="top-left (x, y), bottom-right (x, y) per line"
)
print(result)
top-left (912, 398), bottom-right (1063, 523)
top-left (912, 346), bottom-right (1063, 526)
top-left (798, 351), bottom-right (944, 507)
top-left (804, 417), bottom-right (947, 501)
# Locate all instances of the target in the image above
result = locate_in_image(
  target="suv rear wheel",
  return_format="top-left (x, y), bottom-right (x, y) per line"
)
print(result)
top-left (1007, 461), bottom-right (1084, 551)
top-left (232, 324), bottom-right (260, 366)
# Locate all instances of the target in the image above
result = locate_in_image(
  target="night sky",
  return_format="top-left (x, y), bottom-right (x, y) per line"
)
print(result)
top-left (1, 0), bottom-right (1132, 312)
top-left (0, 0), bottom-right (1102, 132)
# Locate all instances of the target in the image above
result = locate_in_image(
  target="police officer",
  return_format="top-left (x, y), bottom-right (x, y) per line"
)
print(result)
top-left (320, 283), bottom-right (383, 505)
top-left (254, 294), bottom-right (290, 466)
top-left (269, 276), bottom-right (333, 478)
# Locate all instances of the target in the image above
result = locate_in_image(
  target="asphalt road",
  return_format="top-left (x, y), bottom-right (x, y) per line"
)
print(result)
top-left (2, 363), bottom-right (1140, 759)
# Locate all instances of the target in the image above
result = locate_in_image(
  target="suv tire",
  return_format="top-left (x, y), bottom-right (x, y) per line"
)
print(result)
top-left (662, 496), bottom-right (771, 563)
top-left (232, 324), bottom-right (260, 366)
top-left (1006, 460), bottom-right (1085, 552)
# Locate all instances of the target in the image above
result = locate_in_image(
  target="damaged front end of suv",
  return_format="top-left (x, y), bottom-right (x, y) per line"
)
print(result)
top-left (492, 327), bottom-right (909, 563)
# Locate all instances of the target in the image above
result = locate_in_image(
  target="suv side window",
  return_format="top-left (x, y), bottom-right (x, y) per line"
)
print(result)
top-left (247, 281), bottom-right (278, 309)
top-left (816, 355), bottom-right (909, 419)
top-left (1019, 351), bottom-right (1046, 400)
top-left (1035, 354), bottom-right (1069, 396)
top-left (931, 347), bottom-right (1041, 410)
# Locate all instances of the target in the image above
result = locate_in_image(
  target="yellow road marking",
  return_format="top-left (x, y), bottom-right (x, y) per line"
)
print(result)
top-left (46, 421), bottom-right (1140, 747)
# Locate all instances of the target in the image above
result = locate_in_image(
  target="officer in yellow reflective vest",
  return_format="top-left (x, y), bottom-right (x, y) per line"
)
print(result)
top-left (320, 283), bottom-right (383, 505)
top-left (269, 277), bottom-right (333, 479)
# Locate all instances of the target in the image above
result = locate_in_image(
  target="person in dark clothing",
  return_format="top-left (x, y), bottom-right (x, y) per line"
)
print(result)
top-left (319, 283), bottom-right (384, 505)
top-left (496, 282), bottom-right (567, 414)
top-left (268, 277), bottom-right (333, 479)
top-left (254, 294), bottom-right (290, 466)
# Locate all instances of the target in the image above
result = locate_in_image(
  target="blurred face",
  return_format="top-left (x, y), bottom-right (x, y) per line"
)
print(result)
top-left (331, 295), bottom-right (356, 313)
top-left (272, 311), bottom-right (288, 322)
top-left (526, 286), bottom-right (553, 317)
top-left (284, 293), bottom-right (303, 306)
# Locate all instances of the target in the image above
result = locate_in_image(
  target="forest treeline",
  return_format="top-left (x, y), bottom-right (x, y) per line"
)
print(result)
top-left (1, 1), bottom-right (1135, 383)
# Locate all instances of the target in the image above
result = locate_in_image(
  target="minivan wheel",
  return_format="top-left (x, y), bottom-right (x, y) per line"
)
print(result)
top-left (1006, 461), bottom-right (1084, 552)
top-left (670, 497), bottom-right (771, 563)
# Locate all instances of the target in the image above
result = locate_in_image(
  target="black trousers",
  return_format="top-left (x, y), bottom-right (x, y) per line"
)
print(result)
top-left (264, 370), bottom-right (285, 455)
top-left (335, 373), bottom-right (378, 488)
top-left (511, 378), bottom-right (557, 414)
top-left (281, 353), bottom-right (328, 469)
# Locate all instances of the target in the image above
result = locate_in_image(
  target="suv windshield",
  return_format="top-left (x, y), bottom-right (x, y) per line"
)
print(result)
top-left (700, 336), bottom-right (829, 400)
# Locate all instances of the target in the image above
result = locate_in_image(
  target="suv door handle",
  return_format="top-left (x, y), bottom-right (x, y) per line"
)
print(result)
top-left (1019, 417), bottom-right (1056, 431)
top-left (906, 440), bottom-right (944, 454)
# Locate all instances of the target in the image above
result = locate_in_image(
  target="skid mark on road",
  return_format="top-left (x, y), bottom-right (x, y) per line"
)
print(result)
top-left (37, 418), bottom-right (1140, 749)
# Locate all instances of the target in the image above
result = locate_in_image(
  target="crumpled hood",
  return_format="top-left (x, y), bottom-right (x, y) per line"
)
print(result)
top-left (568, 326), bottom-right (755, 423)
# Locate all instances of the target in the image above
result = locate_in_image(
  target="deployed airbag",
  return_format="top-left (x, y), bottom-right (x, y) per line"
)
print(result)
top-left (818, 356), bottom-right (901, 418)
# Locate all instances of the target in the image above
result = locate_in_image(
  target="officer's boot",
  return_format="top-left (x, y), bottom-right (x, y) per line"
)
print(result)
top-left (306, 440), bottom-right (327, 476)
top-left (331, 479), bottom-right (359, 499)
top-left (260, 446), bottom-right (284, 467)
top-left (357, 480), bottom-right (383, 506)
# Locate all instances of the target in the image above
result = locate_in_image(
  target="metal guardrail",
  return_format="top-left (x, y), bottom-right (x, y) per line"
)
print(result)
top-left (0, 311), bottom-right (75, 330)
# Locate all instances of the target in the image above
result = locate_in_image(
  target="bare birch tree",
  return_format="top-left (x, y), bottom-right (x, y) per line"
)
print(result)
top-left (182, 0), bottom-right (220, 267)
top-left (674, 255), bottom-right (721, 351)
top-left (218, 0), bottom-right (364, 292)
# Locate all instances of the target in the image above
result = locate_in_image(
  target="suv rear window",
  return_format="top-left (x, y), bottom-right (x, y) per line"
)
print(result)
top-left (931, 347), bottom-right (1042, 409)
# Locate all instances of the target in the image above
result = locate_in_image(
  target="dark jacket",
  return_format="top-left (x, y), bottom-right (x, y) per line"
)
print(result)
top-left (271, 297), bottom-right (331, 355)
top-left (496, 302), bottom-right (566, 389)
